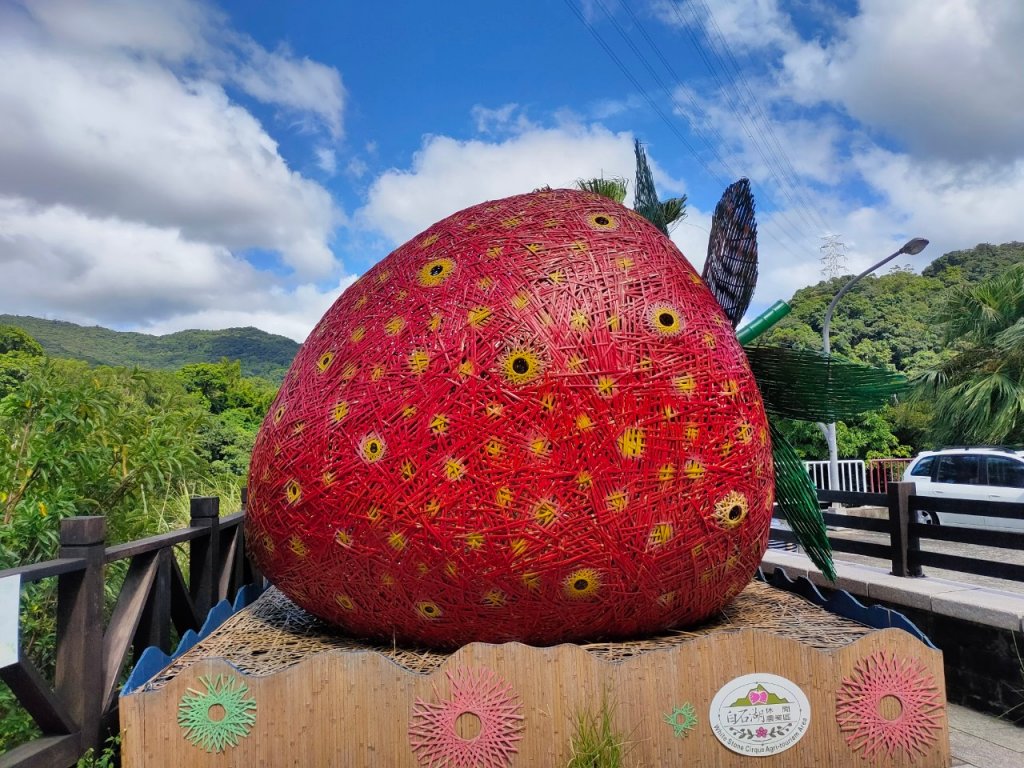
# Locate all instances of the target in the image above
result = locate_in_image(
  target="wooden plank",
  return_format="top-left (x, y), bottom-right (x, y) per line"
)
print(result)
top-left (169, 557), bottom-right (199, 637)
top-left (818, 490), bottom-right (888, 506)
top-left (217, 525), bottom-right (240, 602)
top-left (101, 553), bottom-right (159, 713)
top-left (0, 657), bottom-right (76, 734)
top-left (121, 628), bottom-right (948, 767)
top-left (820, 512), bottom-right (890, 533)
top-left (0, 558), bottom-right (86, 585)
top-left (908, 495), bottom-right (1024, 520)
top-left (911, 523), bottom-right (1024, 550)
top-left (916, 551), bottom-right (1024, 582)
top-left (0, 733), bottom-right (81, 768)
top-left (55, 516), bottom-right (105, 755)
top-left (133, 549), bottom-right (172, 657)
top-left (188, 498), bottom-right (219, 620)
top-left (829, 539), bottom-right (892, 559)
top-left (105, 527), bottom-right (205, 564)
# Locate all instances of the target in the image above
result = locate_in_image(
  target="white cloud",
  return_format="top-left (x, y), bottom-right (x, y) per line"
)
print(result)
top-left (358, 125), bottom-right (643, 245)
top-left (651, 0), bottom-right (798, 53)
top-left (315, 147), bottom-right (338, 175)
top-left (0, 0), bottom-right (353, 341)
top-left (0, 198), bottom-right (351, 340)
top-left (230, 42), bottom-right (346, 139)
top-left (781, 0), bottom-right (1024, 162)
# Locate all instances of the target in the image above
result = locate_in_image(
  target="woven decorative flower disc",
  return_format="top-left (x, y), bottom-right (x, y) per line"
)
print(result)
top-left (247, 189), bottom-right (773, 648)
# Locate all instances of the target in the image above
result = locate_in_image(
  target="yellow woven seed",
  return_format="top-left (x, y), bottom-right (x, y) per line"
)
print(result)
top-left (408, 349), bottom-right (429, 374)
top-left (483, 590), bottom-right (506, 606)
top-left (575, 413), bottom-right (594, 431)
top-left (424, 498), bottom-right (441, 517)
top-left (467, 306), bottom-right (493, 327)
top-left (596, 376), bottom-right (616, 397)
top-left (335, 594), bottom-right (354, 610)
top-left (496, 486), bottom-right (513, 507)
top-left (444, 457), bottom-right (466, 481)
top-left (606, 490), bottom-right (628, 512)
top-left (429, 414), bottom-right (449, 434)
top-left (534, 500), bottom-right (558, 526)
top-left (658, 464), bottom-right (676, 483)
top-left (388, 531), bottom-right (406, 551)
top-left (570, 310), bottom-right (589, 330)
top-left (463, 532), bottom-right (484, 550)
top-left (618, 427), bottom-right (645, 458)
top-left (511, 292), bottom-right (530, 310)
top-left (684, 460), bottom-right (706, 480)
top-left (510, 538), bottom-right (528, 557)
top-left (649, 523), bottom-right (673, 546)
top-left (384, 316), bottom-right (406, 335)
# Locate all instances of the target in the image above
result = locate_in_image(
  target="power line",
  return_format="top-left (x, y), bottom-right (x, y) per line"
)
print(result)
top-left (561, 0), bottom-right (813, 258)
top-left (690, 0), bottom-right (834, 234)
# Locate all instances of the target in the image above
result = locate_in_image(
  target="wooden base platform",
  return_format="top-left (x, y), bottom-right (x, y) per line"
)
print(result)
top-left (120, 581), bottom-right (950, 767)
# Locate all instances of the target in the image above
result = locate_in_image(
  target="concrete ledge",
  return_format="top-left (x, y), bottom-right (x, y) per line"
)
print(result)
top-left (761, 550), bottom-right (1024, 633)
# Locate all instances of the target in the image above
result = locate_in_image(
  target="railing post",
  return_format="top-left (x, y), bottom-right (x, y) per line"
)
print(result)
top-left (887, 481), bottom-right (921, 577)
top-left (189, 496), bottom-right (220, 620)
top-left (55, 515), bottom-right (106, 755)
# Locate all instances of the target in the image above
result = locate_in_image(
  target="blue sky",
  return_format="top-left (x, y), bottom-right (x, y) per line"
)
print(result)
top-left (2, 0), bottom-right (1023, 340)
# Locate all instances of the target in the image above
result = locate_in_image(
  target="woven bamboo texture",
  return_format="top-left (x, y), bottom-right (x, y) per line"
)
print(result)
top-left (120, 586), bottom-right (948, 767)
top-left (247, 189), bottom-right (775, 648)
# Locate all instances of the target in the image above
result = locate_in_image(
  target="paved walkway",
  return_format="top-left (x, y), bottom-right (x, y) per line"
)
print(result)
top-left (949, 704), bottom-right (1024, 767)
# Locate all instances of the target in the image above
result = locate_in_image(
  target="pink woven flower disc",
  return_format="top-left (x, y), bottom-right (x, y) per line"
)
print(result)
top-left (247, 189), bottom-right (774, 648)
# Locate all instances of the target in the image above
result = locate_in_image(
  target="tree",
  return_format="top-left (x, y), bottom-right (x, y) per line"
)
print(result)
top-left (916, 263), bottom-right (1024, 446)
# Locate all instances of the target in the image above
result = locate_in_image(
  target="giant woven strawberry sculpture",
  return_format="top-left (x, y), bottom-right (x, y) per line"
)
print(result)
top-left (246, 187), bottom-right (781, 648)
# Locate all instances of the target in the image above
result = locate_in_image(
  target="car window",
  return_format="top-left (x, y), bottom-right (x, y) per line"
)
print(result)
top-left (985, 456), bottom-right (1024, 488)
top-left (935, 455), bottom-right (981, 484)
top-left (909, 456), bottom-right (935, 477)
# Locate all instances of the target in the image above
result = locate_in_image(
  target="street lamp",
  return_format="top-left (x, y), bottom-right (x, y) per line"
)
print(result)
top-left (821, 237), bottom-right (929, 490)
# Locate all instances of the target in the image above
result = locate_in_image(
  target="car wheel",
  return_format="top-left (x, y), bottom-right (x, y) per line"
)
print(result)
top-left (917, 510), bottom-right (940, 525)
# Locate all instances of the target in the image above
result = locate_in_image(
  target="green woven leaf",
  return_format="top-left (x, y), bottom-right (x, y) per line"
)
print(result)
top-left (633, 140), bottom-right (666, 234)
top-left (703, 178), bottom-right (758, 327)
top-left (747, 345), bottom-right (906, 421)
top-left (770, 422), bottom-right (836, 580)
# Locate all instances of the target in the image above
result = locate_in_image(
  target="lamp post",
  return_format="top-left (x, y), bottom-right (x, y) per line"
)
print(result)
top-left (821, 237), bottom-right (929, 490)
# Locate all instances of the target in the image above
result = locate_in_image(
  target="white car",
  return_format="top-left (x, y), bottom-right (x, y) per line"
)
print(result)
top-left (902, 447), bottom-right (1024, 532)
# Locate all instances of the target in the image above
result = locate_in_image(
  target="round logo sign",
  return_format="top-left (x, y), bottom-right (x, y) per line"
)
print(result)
top-left (709, 673), bottom-right (811, 756)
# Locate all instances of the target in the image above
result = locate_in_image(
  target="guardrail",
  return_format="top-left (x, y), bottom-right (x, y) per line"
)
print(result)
top-left (772, 482), bottom-right (1024, 582)
top-left (0, 497), bottom-right (260, 768)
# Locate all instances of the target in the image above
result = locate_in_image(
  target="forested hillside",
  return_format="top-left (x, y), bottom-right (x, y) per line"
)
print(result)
top-left (758, 242), bottom-right (1023, 458)
top-left (0, 315), bottom-right (299, 380)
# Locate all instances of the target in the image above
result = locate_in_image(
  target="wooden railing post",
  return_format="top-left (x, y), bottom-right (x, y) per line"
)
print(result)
top-left (887, 481), bottom-right (922, 577)
top-left (55, 516), bottom-right (106, 755)
top-left (189, 496), bottom-right (220, 619)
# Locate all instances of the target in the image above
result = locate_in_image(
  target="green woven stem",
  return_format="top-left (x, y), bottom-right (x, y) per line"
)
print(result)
top-left (736, 301), bottom-right (791, 344)
top-left (748, 346), bottom-right (906, 422)
top-left (770, 422), bottom-right (836, 580)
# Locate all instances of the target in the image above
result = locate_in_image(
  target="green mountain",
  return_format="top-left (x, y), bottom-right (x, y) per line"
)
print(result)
top-left (760, 242), bottom-right (1024, 377)
top-left (0, 315), bottom-right (299, 380)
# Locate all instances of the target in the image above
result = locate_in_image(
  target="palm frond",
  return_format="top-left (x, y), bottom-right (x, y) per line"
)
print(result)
top-left (747, 346), bottom-right (906, 422)
top-left (770, 422), bottom-right (835, 580)
top-left (702, 178), bottom-right (758, 326)
top-left (575, 176), bottom-right (628, 204)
